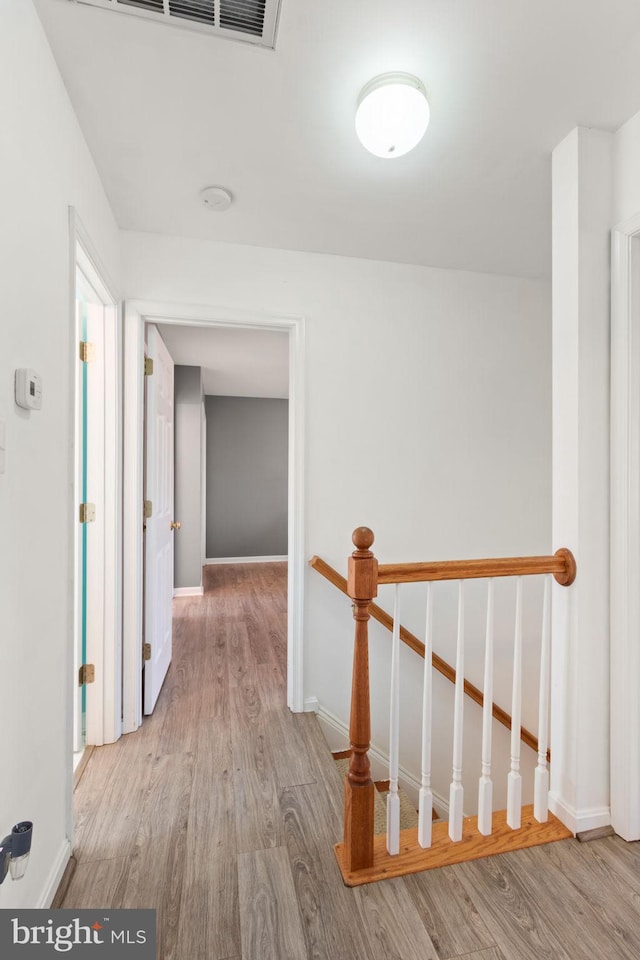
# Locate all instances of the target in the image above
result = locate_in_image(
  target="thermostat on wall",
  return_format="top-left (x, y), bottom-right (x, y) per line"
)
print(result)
top-left (15, 369), bottom-right (42, 410)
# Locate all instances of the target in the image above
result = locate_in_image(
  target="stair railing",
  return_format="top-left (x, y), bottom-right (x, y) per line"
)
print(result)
top-left (336, 526), bottom-right (576, 885)
top-left (310, 554), bottom-right (544, 756)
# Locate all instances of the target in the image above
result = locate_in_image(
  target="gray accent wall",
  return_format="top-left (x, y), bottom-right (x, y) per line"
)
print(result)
top-left (174, 365), bottom-right (205, 589)
top-left (206, 396), bottom-right (288, 558)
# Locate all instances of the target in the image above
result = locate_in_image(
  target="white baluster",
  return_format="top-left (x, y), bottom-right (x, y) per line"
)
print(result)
top-left (507, 576), bottom-right (523, 829)
top-left (418, 582), bottom-right (433, 848)
top-left (534, 576), bottom-right (551, 822)
top-left (449, 581), bottom-right (465, 842)
top-left (478, 578), bottom-right (495, 836)
top-left (387, 584), bottom-right (401, 855)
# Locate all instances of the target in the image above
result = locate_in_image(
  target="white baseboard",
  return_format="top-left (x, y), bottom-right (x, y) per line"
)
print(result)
top-left (205, 555), bottom-right (288, 564)
top-left (173, 585), bottom-right (204, 597)
top-left (311, 700), bottom-right (449, 818)
top-left (38, 837), bottom-right (72, 908)
top-left (548, 793), bottom-right (610, 835)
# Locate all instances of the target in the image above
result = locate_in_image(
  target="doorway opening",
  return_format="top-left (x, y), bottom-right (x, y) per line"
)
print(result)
top-left (123, 304), bottom-right (305, 734)
top-left (139, 320), bottom-right (291, 718)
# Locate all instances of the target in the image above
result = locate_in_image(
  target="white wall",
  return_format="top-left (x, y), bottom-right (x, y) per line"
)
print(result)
top-left (205, 396), bottom-right (289, 559)
top-left (550, 112), bottom-right (640, 836)
top-left (611, 108), bottom-right (640, 840)
top-left (614, 108), bottom-right (640, 224)
top-left (0, 1), bottom-right (120, 907)
top-left (174, 365), bottom-right (204, 590)
top-left (122, 231), bottom-right (552, 810)
top-left (551, 127), bottom-right (613, 834)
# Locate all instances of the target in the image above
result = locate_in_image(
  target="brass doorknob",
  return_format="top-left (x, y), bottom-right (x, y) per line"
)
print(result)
top-left (170, 521), bottom-right (181, 531)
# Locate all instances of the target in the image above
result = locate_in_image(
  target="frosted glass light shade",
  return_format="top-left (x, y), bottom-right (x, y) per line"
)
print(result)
top-left (356, 73), bottom-right (430, 159)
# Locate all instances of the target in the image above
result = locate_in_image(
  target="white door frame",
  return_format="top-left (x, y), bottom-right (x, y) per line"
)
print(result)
top-left (610, 211), bottom-right (640, 840)
top-left (68, 208), bottom-right (122, 755)
top-left (122, 301), bottom-right (305, 733)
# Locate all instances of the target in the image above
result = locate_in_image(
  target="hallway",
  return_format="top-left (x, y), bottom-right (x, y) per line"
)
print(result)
top-left (58, 563), bottom-right (640, 960)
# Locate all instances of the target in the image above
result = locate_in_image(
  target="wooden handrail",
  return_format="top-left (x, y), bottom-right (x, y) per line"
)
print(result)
top-left (377, 549), bottom-right (576, 586)
top-left (309, 553), bottom-right (542, 756)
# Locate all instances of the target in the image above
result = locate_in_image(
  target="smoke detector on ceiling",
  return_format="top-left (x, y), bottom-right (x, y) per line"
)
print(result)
top-left (200, 186), bottom-right (233, 212)
top-left (69, 0), bottom-right (282, 49)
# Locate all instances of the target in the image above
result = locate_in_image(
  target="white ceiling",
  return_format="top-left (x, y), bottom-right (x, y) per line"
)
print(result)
top-left (155, 323), bottom-right (289, 398)
top-left (35, 0), bottom-right (640, 279)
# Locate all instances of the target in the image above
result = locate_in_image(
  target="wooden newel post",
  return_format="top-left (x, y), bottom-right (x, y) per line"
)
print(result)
top-left (344, 526), bottom-right (378, 872)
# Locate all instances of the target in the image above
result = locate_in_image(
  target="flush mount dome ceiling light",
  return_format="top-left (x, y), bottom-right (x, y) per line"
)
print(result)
top-left (355, 73), bottom-right (430, 159)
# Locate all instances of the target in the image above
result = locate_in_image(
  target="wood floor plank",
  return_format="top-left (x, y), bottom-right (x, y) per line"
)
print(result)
top-left (230, 666), bottom-right (266, 734)
top-left (202, 616), bottom-right (232, 722)
top-left (176, 856), bottom-right (238, 960)
top-left (61, 856), bottom-right (130, 909)
top-left (229, 669), bottom-right (283, 853)
top-left (280, 782), bottom-right (373, 960)
top-left (155, 658), bottom-right (206, 756)
top-left (121, 751), bottom-right (194, 960)
top-left (237, 846), bottom-right (308, 960)
top-left (455, 853), bottom-right (575, 960)
top-left (244, 610), bottom-right (277, 667)
top-left (460, 949), bottom-right (507, 960)
top-left (255, 661), bottom-right (288, 710)
top-left (175, 721), bottom-right (240, 960)
top-left (51, 856), bottom-right (78, 908)
top-left (263, 706), bottom-right (320, 790)
top-left (226, 619), bottom-right (254, 689)
top-left (457, 844), bottom-right (639, 960)
top-left (585, 834), bottom-right (640, 898)
top-left (73, 734), bottom-right (157, 864)
top-left (404, 863), bottom-right (496, 959)
top-left (353, 877), bottom-right (440, 960)
top-left (73, 745), bottom-right (95, 791)
top-left (299, 714), bottom-right (346, 809)
top-left (72, 745), bottom-right (121, 844)
top-left (233, 757), bottom-right (283, 854)
top-left (539, 837), bottom-right (640, 956)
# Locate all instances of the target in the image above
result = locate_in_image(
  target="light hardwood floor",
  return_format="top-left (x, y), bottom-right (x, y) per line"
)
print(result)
top-left (61, 562), bottom-right (640, 960)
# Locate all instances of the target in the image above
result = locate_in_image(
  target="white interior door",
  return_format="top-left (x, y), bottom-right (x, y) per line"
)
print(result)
top-left (144, 324), bottom-right (175, 714)
top-left (84, 301), bottom-right (106, 744)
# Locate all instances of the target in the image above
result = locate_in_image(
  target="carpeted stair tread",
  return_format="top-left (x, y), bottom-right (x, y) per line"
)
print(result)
top-left (333, 756), bottom-right (419, 834)
top-left (376, 788), bottom-right (420, 831)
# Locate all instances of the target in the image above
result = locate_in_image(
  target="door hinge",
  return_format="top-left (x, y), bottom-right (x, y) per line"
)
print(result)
top-left (79, 341), bottom-right (95, 363)
top-left (79, 663), bottom-right (95, 686)
top-left (143, 500), bottom-right (153, 519)
top-left (79, 502), bottom-right (96, 524)
top-left (143, 643), bottom-right (151, 662)
top-left (144, 357), bottom-right (154, 376)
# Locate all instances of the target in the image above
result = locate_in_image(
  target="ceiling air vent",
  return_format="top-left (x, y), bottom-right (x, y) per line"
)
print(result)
top-left (71, 0), bottom-right (281, 48)
top-left (220, 1), bottom-right (265, 37)
top-left (119, 0), bottom-right (164, 11)
top-left (167, 2), bottom-right (214, 25)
